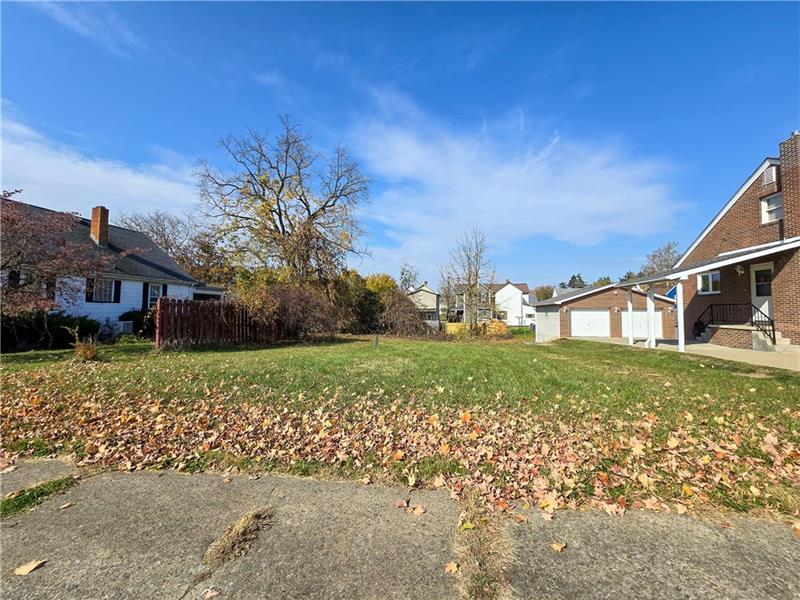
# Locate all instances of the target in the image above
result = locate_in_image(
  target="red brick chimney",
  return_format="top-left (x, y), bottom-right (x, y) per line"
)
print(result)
top-left (90, 206), bottom-right (109, 245)
top-left (779, 131), bottom-right (800, 239)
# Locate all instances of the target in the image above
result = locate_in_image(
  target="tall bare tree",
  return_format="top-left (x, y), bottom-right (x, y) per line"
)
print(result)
top-left (197, 117), bottom-right (369, 286)
top-left (399, 261), bottom-right (419, 291)
top-left (640, 241), bottom-right (680, 275)
top-left (447, 228), bottom-right (492, 334)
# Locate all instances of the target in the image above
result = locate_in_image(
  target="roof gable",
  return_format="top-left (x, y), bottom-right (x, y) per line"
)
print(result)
top-left (674, 158), bottom-right (779, 268)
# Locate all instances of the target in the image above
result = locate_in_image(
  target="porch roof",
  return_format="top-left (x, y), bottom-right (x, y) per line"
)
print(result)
top-left (619, 237), bottom-right (800, 286)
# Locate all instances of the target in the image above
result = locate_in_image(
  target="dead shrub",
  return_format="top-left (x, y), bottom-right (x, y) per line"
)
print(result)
top-left (379, 288), bottom-right (434, 336)
top-left (238, 283), bottom-right (336, 339)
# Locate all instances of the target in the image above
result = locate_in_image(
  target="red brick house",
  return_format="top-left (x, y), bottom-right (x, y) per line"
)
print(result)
top-left (620, 132), bottom-right (800, 353)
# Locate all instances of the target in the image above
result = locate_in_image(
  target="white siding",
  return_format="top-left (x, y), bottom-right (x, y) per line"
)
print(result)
top-left (535, 306), bottom-right (560, 343)
top-left (55, 277), bottom-right (195, 324)
top-left (56, 277), bottom-right (143, 324)
top-left (495, 285), bottom-right (535, 326)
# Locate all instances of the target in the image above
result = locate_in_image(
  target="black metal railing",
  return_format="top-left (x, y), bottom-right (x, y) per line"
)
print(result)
top-left (696, 303), bottom-right (775, 344)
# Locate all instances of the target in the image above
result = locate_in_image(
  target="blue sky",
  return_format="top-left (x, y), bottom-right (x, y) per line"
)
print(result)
top-left (2, 2), bottom-right (798, 287)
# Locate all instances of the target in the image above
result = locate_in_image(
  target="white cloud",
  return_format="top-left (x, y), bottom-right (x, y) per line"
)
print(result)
top-left (352, 89), bottom-right (683, 280)
top-left (253, 70), bottom-right (287, 90)
top-left (32, 2), bottom-right (144, 58)
top-left (1, 116), bottom-right (199, 219)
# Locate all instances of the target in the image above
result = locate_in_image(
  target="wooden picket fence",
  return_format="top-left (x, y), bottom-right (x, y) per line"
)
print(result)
top-left (154, 297), bottom-right (277, 348)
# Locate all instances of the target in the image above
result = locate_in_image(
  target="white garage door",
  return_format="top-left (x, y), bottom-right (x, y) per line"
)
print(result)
top-left (535, 307), bottom-right (561, 343)
top-left (570, 309), bottom-right (610, 337)
top-left (621, 310), bottom-right (663, 339)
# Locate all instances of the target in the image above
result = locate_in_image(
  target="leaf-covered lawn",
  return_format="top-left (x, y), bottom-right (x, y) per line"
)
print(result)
top-left (2, 338), bottom-right (798, 516)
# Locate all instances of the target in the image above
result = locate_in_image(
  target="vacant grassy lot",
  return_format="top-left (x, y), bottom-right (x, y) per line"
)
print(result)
top-left (2, 337), bottom-right (798, 515)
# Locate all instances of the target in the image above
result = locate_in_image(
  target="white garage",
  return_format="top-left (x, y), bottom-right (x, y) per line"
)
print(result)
top-left (621, 310), bottom-right (663, 339)
top-left (569, 309), bottom-right (611, 337)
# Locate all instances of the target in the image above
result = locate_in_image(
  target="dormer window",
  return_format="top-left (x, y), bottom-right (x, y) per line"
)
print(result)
top-left (761, 192), bottom-right (783, 224)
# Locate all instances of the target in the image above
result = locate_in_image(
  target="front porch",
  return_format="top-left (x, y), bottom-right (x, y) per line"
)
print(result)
top-left (569, 336), bottom-right (800, 371)
top-left (618, 237), bottom-right (800, 354)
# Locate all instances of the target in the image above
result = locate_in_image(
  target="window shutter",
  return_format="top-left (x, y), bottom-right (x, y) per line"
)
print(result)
top-left (141, 282), bottom-right (149, 310)
top-left (113, 280), bottom-right (122, 303)
top-left (161, 284), bottom-right (168, 297)
top-left (85, 278), bottom-right (94, 303)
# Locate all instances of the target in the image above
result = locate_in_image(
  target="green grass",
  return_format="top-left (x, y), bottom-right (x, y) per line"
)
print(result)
top-left (2, 337), bottom-right (798, 430)
top-left (1, 477), bottom-right (77, 519)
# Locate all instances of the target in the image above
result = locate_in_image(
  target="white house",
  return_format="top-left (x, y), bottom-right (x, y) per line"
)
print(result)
top-left (491, 281), bottom-right (535, 327)
top-left (16, 202), bottom-right (211, 329)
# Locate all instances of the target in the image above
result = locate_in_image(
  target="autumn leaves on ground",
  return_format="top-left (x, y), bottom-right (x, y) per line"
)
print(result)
top-left (2, 338), bottom-right (799, 519)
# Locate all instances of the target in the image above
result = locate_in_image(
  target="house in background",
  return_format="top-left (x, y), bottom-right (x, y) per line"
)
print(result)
top-left (533, 284), bottom-right (676, 343)
top-left (620, 132), bottom-right (800, 353)
top-left (11, 201), bottom-right (212, 329)
top-left (491, 281), bottom-right (535, 327)
top-left (448, 282), bottom-right (495, 323)
top-left (407, 282), bottom-right (440, 328)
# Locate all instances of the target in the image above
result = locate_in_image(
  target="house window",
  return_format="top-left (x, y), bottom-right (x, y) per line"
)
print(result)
top-left (697, 271), bottom-right (721, 295)
top-left (149, 283), bottom-right (163, 308)
top-left (478, 290), bottom-right (488, 303)
top-left (92, 278), bottom-right (114, 303)
top-left (761, 193), bottom-right (783, 224)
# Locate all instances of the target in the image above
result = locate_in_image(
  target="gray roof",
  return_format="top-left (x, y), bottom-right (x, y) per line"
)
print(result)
top-left (620, 240), bottom-right (800, 286)
top-left (11, 201), bottom-right (198, 284)
top-left (532, 284), bottom-right (615, 307)
top-left (552, 286), bottom-right (580, 297)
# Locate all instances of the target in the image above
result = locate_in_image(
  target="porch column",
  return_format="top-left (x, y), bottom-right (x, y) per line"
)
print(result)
top-left (626, 288), bottom-right (634, 346)
top-left (676, 279), bottom-right (686, 353)
top-left (646, 288), bottom-right (656, 348)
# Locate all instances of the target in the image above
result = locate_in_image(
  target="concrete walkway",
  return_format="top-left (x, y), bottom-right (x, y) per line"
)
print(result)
top-left (570, 337), bottom-right (800, 372)
top-left (2, 461), bottom-right (799, 599)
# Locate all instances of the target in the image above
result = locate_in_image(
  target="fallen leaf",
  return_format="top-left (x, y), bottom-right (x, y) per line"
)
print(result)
top-left (444, 561), bottom-right (459, 575)
top-left (1, 465), bottom-right (18, 474)
top-left (432, 474), bottom-right (446, 488)
top-left (202, 589), bottom-right (221, 599)
top-left (58, 502), bottom-right (74, 510)
top-left (514, 513), bottom-right (528, 523)
top-left (360, 476), bottom-right (372, 485)
top-left (392, 450), bottom-right (405, 461)
top-left (792, 522), bottom-right (800, 539)
top-left (14, 560), bottom-right (46, 576)
top-left (396, 498), bottom-right (410, 509)
top-left (460, 520), bottom-right (475, 531)
top-left (540, 512), bottom-right (554, 521)
top-left (410, 504), bottom-right (426, 516)
top-left (550, 542), bottom-right (567, 553)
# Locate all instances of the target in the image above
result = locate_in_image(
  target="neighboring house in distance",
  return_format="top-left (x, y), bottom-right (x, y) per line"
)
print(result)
top-left (621, 132), bottom-right (800, 353)
top-left (533, 284), bottom-right (676, 343)
top-left (407, 282), bottom-right (440, 328)
top-left (491, 281), bottom-right (535, 327)
top-left (449, 283), bottom-right (495, 323)
top-left (11, 202), bottom-right (208, 329)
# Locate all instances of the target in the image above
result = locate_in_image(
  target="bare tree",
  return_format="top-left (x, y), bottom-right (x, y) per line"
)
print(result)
top-left (640, 241), bottom-right (680, 275)
top-left (399, 261), bottom-right (419, 291)
top-left (438, 264), bottom-right (457, 322)
top-left (197, 117), bottom-right (369, 285)
top-left (447, 228), bottom-right (492, 335)
top-left (116, 211), bottom-right (236, 287)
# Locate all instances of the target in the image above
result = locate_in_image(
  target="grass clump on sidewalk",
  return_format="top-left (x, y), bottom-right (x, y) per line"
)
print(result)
top-left (1, 477), bottom-right (77, 519)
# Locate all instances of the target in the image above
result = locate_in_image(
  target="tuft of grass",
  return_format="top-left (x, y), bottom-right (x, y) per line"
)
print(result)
top-left (7, 438), bottom-right (55, 458)
top-left (1, 477), bottom-right (77, 519)
top-left (203, 507), bottom-right (273, 568)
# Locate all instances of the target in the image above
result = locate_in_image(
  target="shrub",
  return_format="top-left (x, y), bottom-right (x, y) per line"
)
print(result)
top-left (115, 333), bottom-right (148, 345)
top-left (379, 288), bottom-right (433, 336)
top-left (0, 311), bottom-right (101, 352)
top-left (238, 283), bottom-right (336, 340)
top-left (118, 309), bottom-right (154, 337)
top-left (73, 338), bottom-right (99, 361)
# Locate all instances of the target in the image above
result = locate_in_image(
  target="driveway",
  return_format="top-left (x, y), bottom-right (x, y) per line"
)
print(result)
top-left (2, 460), bottom-right (798, 599)
top-left (570, 337), bottom-right (800, 371)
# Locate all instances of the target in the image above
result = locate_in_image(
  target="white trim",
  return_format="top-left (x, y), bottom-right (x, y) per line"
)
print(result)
top-left (697, 270), bottom-right (721, 295)
top-left (718, 237), bottom-right (799, 256)
top-left (673, 158), bottom-right (780, 268)
top-left (535, 284), bottom-right (617, 306)
top-left (760, 191), bottom-right (784, 225)
top-left (622, 238), bottom-right (800, 285)
top-left (675, 281), bottom-right (685, 353)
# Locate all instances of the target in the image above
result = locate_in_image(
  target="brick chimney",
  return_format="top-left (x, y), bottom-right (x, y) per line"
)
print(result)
top-left (90, 206), bottom-right (109, 245)
top-left (779, 131), bottom-right (800, 239)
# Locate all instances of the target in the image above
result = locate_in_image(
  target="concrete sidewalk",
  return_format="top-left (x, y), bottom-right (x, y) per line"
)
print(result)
top-left (570, 337), bottom-right (800, 371)
top-left (2, 461), bottom-right (799, 599)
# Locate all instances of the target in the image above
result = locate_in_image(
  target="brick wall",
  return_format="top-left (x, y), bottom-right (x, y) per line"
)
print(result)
top-left (779, 132), bottom-right (799, 238)
top-left (772, 248), bottom-right (800, 344)
top-left (706, 326), bottom-right (753, 350)
top-left (558, 288), bottom-right (676, 338)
